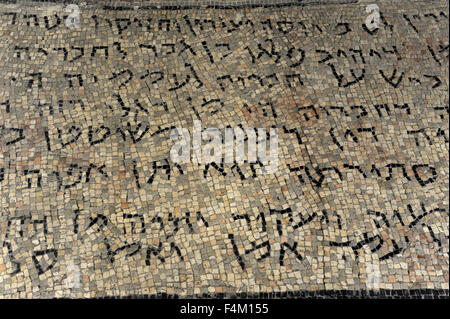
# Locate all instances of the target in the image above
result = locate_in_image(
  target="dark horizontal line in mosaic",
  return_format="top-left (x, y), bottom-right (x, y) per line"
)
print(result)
top-left (92, 289), bottom-right (450, 299)
top-left (0, 0), bottom-right (360, 10)
top-left (105, 1), bottom-right (358, 10)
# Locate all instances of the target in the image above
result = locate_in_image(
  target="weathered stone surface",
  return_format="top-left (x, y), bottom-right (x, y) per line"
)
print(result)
top-left (0, 0), bottom-right (448, 298)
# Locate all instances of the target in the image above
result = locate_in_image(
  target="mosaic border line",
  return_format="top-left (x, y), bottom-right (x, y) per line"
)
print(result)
top-left (0, 0), bottom-right (441, 11)
top-left (104, 1), bottom-right (359, 10)
top-left (0, 0), bottom-right (360, 9)
top-left (97, 289), bottom-right (449, 299)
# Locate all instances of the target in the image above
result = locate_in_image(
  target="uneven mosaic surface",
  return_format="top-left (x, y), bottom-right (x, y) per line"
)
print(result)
top-left (0, 0), bottom-right (448, 298)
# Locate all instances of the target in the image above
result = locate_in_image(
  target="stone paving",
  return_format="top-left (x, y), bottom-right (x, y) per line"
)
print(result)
top-left (0, 0), bottom-right (448, 298)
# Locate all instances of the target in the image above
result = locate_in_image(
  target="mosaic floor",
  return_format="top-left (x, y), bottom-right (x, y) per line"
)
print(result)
top-left (0, 0), bottom-right (448, 298)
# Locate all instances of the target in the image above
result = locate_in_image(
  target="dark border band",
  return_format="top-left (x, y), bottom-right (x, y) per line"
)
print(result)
top-left (95, 289), bottom-right (450, 299)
